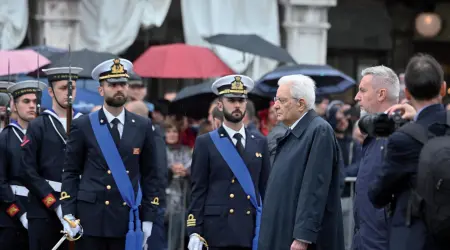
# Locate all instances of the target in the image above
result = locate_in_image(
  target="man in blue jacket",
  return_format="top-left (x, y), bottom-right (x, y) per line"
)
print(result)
top-left (353, 65), bottom-right (400, 250)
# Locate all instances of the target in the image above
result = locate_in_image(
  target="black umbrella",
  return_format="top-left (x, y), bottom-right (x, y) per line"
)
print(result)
top-left (46, 49), bottom-right (119, 78)
top-left (170, 80), bottom-right (272, 119)
top-left (25, 45), bottom-right (67, 59)
top-left (205, 34), bottom-right (296, 64)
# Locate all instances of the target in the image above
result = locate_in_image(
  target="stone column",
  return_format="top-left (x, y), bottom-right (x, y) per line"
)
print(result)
top-left (32, 0), bottom-right (80, 49)
top-left (281, 0), bottom-right (337, 65)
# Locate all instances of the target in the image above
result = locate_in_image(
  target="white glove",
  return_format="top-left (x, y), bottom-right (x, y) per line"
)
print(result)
top-left (142, 221), bottom-right (153, 249)
top-left (61, 214), bottom-right (81, 238)
top-left (20, 213), bottom-right (28, 229)
top-left (188, 234), bottom-right (204, 250)
top-left (55, 205), bottom-right (63, 220)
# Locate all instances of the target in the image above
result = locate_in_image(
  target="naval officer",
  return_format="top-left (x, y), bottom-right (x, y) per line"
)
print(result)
top-left (0, 80), bottom-right (46, 250)
top-left (20, 66), bottom-right (83, 250)
top-left (187, 75), bottom-right (270, 250)
top-left (59, 58), bottom-right (164, 250)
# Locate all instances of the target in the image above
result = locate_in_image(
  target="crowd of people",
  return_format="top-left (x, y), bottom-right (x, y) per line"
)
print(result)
top-left (1, 52), bottom-right (450, 250)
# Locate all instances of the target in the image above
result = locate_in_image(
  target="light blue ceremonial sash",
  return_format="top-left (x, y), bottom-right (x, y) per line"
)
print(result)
top-left (89, 111), bottom-right (143, 250)
top-left (209, 130), bottom-right (262, 250)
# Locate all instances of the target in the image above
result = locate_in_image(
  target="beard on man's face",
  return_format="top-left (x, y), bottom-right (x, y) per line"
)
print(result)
top-left (105, 92), bottom-right (127, 107)
top-left (223, 106), bottom-right (246, 123)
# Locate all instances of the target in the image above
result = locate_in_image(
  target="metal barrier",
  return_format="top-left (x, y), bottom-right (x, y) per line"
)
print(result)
top-left (344, 177), bottom-right (356, 250)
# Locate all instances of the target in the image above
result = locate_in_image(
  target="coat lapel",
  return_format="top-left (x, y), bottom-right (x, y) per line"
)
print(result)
top-left (243, 128), bottom-right (259, 166)
top-left (217, 126), bottom-right (259, 169)
top-left (118, 110), bottom-right (136, 160)
top-left (291, 110), bottom-right (318, 139)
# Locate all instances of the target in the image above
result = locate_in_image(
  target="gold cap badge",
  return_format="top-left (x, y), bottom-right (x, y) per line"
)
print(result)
top-left (111, 58), bottom-right (125, 74)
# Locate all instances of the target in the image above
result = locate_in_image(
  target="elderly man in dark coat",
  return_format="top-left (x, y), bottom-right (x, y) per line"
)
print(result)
top-left (258, 74), bottom-right (344, 250)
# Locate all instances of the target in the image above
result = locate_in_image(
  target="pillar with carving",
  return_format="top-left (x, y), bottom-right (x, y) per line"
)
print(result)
top-left (32, 0), bottom-right (80, 48)
top-left (281, 0), bottom-right (336, 65)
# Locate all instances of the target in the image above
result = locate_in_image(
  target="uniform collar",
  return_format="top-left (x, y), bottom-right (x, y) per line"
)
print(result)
top-left (102, 106), bottom-right (125, 125)
top-left (222, 122), bottom-right (246, 140)
top-left (43, 108), bottom-right (83, 120)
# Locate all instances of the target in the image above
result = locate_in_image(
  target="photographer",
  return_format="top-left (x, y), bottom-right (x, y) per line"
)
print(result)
top-left (368, 54), bottom-right (448, 250)
top-left (352, 65), bottom-right (400, 250)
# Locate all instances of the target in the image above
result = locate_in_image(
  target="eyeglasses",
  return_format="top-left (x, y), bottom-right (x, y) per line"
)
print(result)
top-left (273, 97), bottom-right (298, 104)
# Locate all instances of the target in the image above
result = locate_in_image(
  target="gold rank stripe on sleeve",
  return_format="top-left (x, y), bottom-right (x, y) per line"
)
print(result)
top-left (187, 214), bottom-right (196, 227)
top-left (6, 204), bottom-right (19, 217)
top-left (42, 193), bottom-right (57, 208)
top-left (60, 191), bottom-right (71, 200)
top-left (151, 197), bottom-right (159, 205)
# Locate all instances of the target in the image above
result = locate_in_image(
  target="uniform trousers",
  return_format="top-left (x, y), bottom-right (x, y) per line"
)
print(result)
top-left (75, 235), bottom-right (125, 250)
top-left (0, 227), bottom-right (29, 250)
top-left (29, 217), bottom-right (68, 250)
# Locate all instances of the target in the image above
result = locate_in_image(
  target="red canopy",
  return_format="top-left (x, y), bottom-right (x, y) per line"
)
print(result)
top-left (133, 43), bottom-right (234, 79)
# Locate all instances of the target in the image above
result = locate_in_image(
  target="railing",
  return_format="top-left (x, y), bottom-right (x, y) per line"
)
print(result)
top-left (344, 177), bottom-right (356, 250)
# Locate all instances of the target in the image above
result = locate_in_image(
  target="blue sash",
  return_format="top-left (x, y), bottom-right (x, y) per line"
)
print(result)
top-left (89, 111), bottom-right (143, 250)
top-left (209, 130), bottom-right (262, 250)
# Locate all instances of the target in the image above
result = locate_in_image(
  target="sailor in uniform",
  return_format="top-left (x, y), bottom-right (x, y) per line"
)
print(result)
top-left (0, 80), bottom-right (46, 249)
top-left (59, 58), bottom-right (164, 250)
top-left (187, 75), bottom-right (271, 250)
top-left (20, 67), bottom-right (83, 250)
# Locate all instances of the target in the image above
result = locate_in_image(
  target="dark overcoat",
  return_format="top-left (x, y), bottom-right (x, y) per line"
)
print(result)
top-left (368, 104), bottom-right (448, 250)
top-left (258, 110), bottom-right (345, 250)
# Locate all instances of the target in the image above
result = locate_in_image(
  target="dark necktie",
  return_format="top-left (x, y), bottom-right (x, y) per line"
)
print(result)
top-left (233, 133), bottom-right (245, 157)
top-left (111, 118), bottom-right (121, 147)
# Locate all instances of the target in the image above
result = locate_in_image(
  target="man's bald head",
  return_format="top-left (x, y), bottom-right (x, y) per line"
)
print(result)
top-left (125, 100), bottom-right (149, 118)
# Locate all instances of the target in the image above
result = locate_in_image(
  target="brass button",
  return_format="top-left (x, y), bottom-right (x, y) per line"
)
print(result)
top-left (105, 201), bottom-right (110, 205)
top-left (231, 178), bottom-right (235, 184)
top-left (123, 202), bottom-right (127, 206)
top-left (107, 170), bottom-right (111, 174)
top-left (229, 209), bottom-right (234, 214)
top-left (246, 210), bottom-right (251, 215)
top-left (106, 185), bottom-right (111, 190)
top-left (126, 170), bottom-right (129, 174)
top-left (229, 194), bottom-right (235, 198)
top-left (247, 195), bottom-right (250, 200)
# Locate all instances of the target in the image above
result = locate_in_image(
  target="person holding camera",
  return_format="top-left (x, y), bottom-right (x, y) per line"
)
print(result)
top-left (368, 54), bottom-right (449, 250)
top-left (352, 65), bottom-right (400, 250)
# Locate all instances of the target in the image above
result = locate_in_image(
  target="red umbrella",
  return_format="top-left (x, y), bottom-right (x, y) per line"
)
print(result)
top-left (0, 49), bottom-right (51, 76)
top-left (133, 43), bottom-right (234, 78)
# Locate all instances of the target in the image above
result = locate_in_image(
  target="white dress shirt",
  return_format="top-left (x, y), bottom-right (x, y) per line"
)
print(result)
top-left (222, 123), bottom-right (246, 148)
top-left (103, 107), bottom-right (125, 138)
top-left (289, 111), bottom-right (309, 130)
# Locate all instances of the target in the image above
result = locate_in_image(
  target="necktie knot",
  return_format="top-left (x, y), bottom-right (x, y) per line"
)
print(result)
top-left (111, 118), bottom-right (120, 126)
top-left (233, 133), bottom-right (243, 141)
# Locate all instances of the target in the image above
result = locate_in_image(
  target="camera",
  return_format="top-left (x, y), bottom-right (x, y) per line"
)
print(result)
top-left (358, 110), bottom-right (408, 137)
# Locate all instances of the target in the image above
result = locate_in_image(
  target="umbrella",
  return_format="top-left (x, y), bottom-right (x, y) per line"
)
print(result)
top-left (205, 34), bottom-right (296, 64)
top-left (256, 64), bottom-right (356, 97)
top-left (46, 49), bottom-right (118, 78)
top-left (25, 45), bottom-right (66, 59)
top-left (170, 80), bottom-right (271, 119)
top-left (0, 49), bottom-right (51, 76)
top-left (133, 43), bottom-right (234, 79)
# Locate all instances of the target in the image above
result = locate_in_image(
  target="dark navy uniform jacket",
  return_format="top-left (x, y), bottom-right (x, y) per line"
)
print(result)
top-left (20, 109), bottom-right (83, 219)
top-left (187, 125), bottom-right (270, 248)
top-left (0, 121), bottom-right (27, 228)
top-left (60, 108), bottom-right (164, 238)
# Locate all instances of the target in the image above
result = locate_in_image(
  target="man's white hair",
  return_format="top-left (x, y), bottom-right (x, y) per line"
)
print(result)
top-left (361, 65), bottom-right (400, 102)
top-left (278, 74), bottom-right (316, 110)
